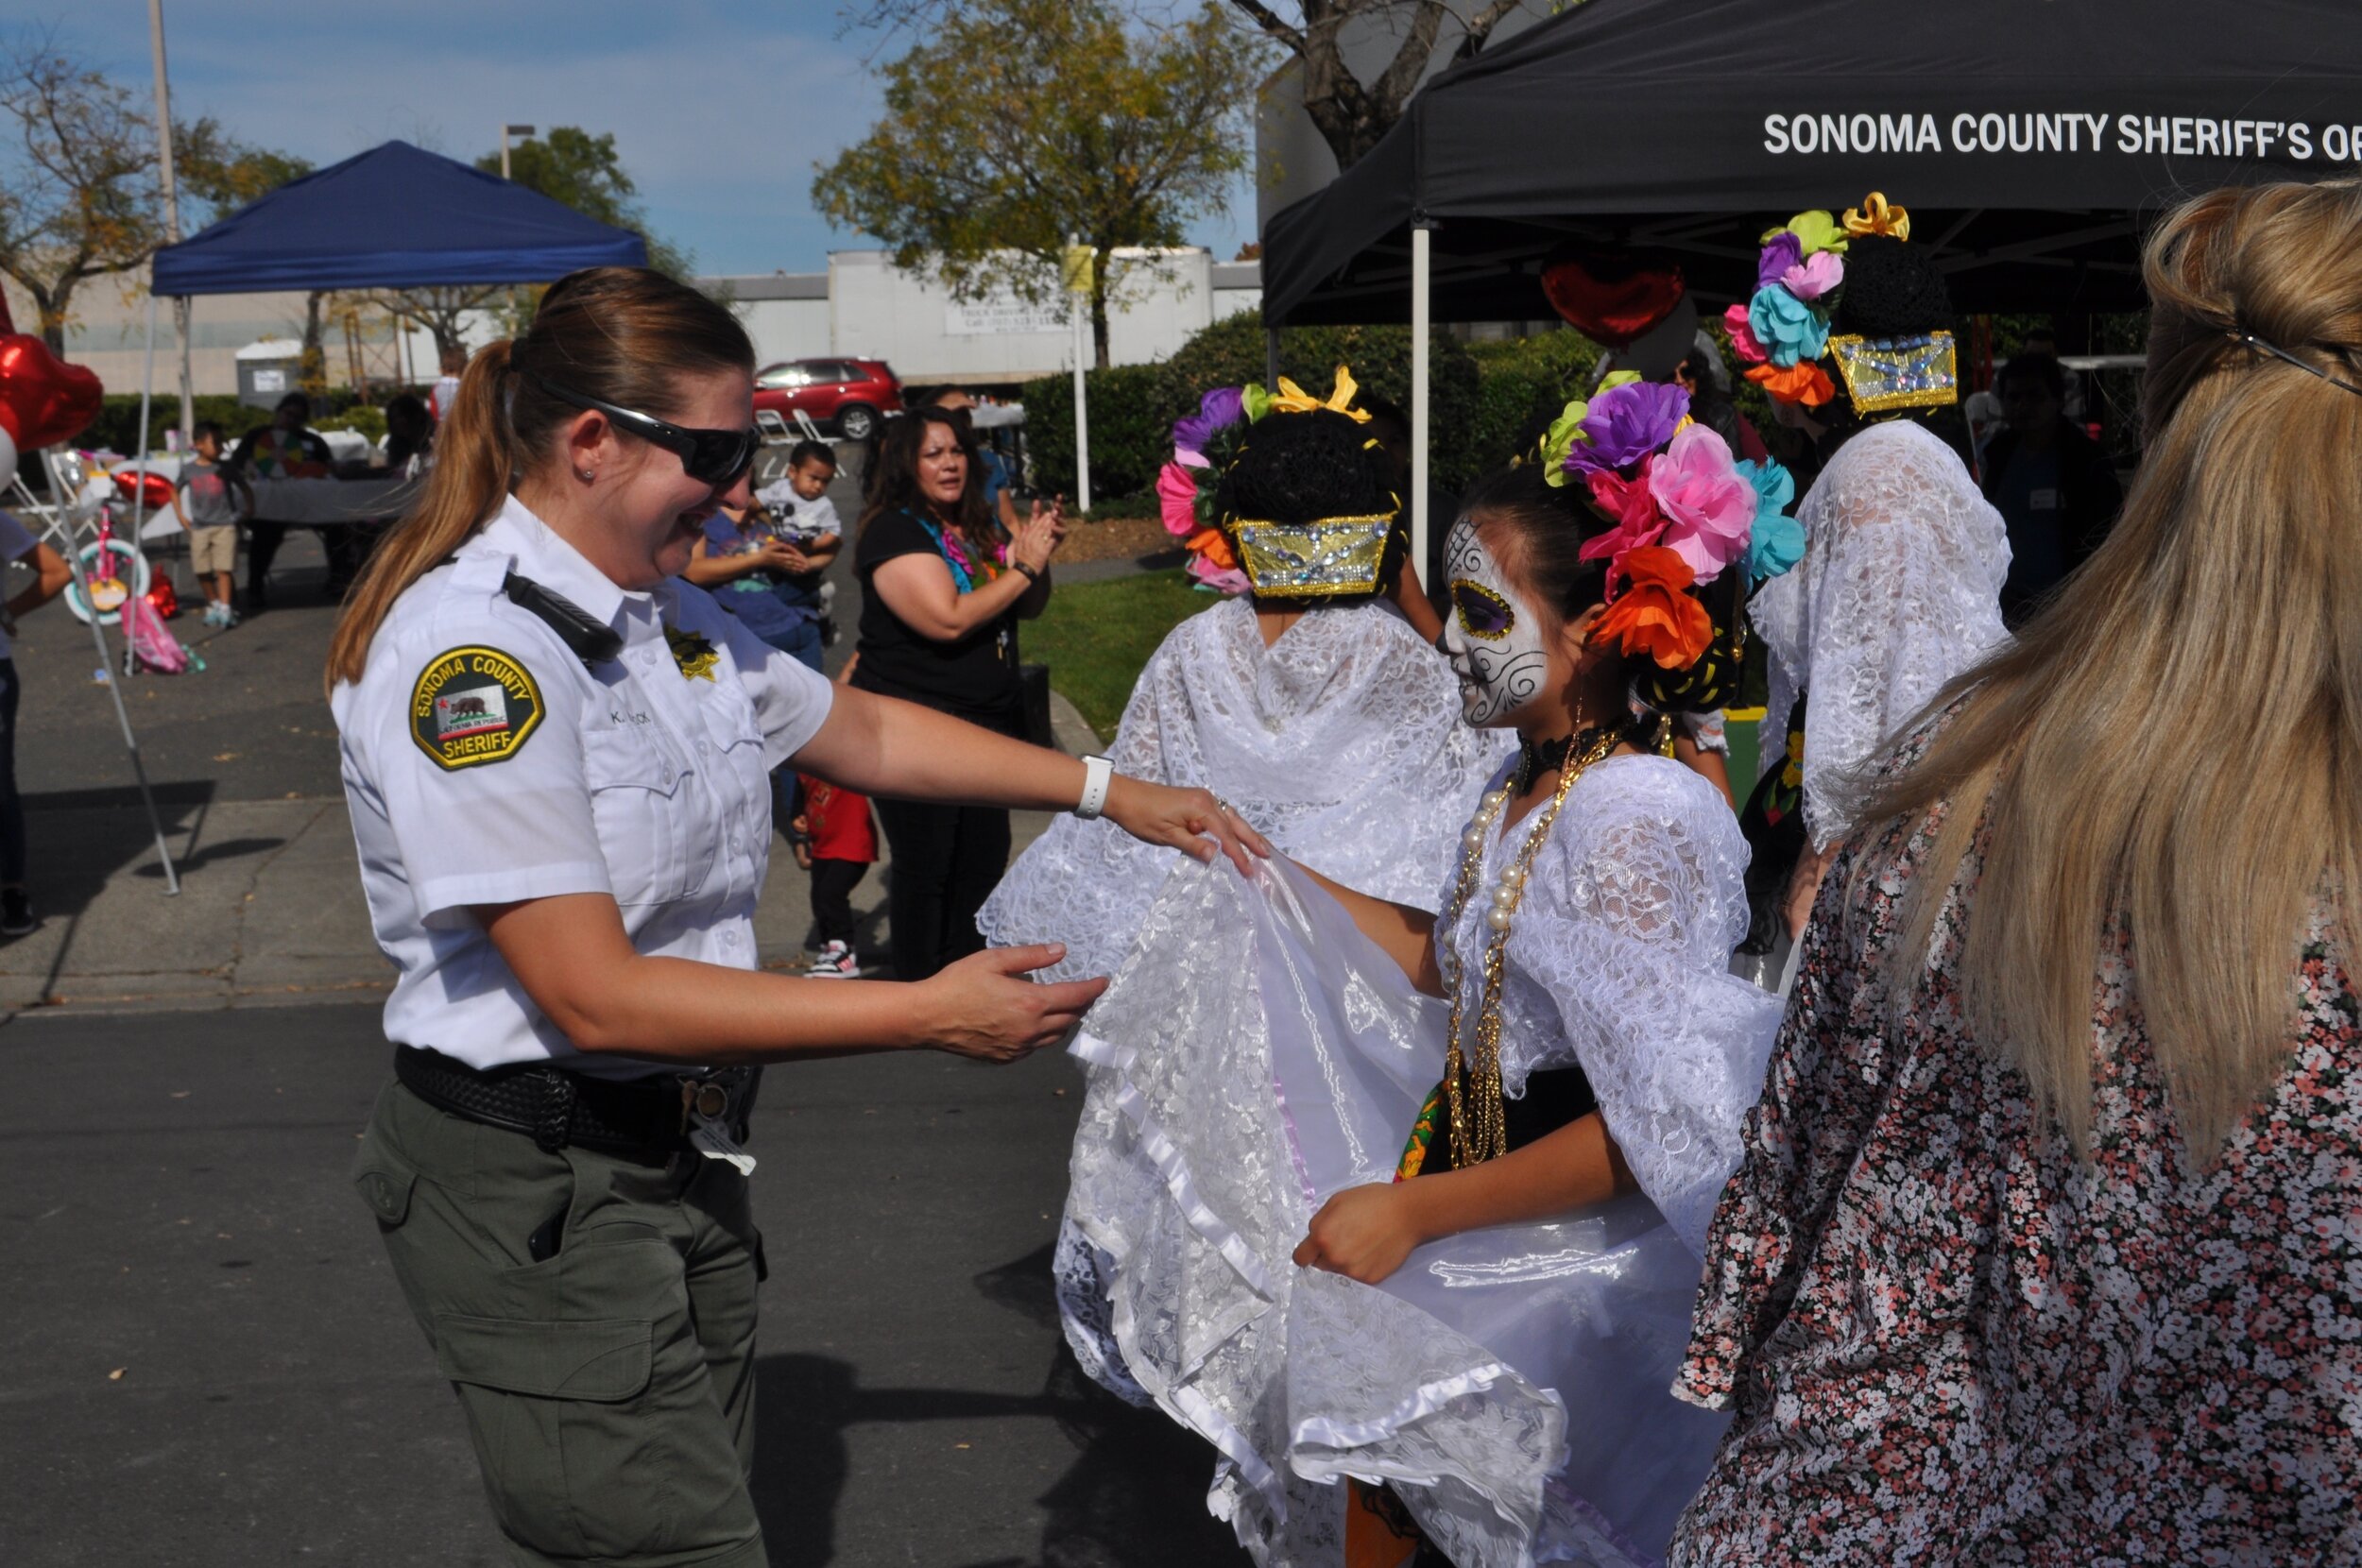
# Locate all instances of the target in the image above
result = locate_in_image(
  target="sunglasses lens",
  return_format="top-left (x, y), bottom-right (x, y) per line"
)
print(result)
top-left (692, 431), bottom-right (759, 486)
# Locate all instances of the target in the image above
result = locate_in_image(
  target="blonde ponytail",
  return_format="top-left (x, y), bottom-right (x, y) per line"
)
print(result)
top-left (325, 340), bottom-right (519, 692)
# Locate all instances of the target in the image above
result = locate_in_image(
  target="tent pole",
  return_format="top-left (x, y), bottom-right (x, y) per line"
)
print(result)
top-left (1411, 224), bottom-right (1431, 591)
top-left (133, 293), bottom-right (157, 570)
top-left (1264, 326), bottom-right (1279, 389)
top-left (23, 462), bottom-right (180, 895)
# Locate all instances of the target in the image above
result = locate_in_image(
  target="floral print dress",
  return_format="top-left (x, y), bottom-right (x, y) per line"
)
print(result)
top-left (1669, 726), bottom-right (2362, 1565)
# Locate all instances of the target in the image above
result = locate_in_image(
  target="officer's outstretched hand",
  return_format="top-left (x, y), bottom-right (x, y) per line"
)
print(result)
top-left (916, 944), bottom-right (1106, 1064)
top-left (1103, 776), bottom-right (1272, 874)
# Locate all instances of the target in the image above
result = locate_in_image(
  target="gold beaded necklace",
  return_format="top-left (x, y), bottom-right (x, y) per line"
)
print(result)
top-left (1435, 723), bottom-right (1624, 1169)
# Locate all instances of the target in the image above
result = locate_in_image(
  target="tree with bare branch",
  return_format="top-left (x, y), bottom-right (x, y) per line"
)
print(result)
top-left (841, 1), bottom-right (1533, 171)
top-left (0, 32), bottom-right (310, 351)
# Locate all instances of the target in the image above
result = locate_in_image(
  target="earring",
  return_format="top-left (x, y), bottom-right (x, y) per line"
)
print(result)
top-left (575, 468), bottom-right (595, 483)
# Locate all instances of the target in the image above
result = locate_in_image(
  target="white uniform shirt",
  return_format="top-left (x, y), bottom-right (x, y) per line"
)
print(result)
top-left (334, 495), bottom-right (834, 1078)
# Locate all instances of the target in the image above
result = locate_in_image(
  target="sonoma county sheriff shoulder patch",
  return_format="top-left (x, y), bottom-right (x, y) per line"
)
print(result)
top-left (410, 646), bottom-right (544, 770)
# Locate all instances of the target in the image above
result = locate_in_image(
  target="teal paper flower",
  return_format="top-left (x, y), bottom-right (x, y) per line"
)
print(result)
top-left (1737, 458), bottom-right (1804, 582)
top-left (1747, 284), bottom-right (1830, 369)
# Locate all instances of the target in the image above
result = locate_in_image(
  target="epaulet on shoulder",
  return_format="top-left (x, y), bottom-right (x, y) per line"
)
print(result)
top-left (502, 571), bottom-right (622, 667)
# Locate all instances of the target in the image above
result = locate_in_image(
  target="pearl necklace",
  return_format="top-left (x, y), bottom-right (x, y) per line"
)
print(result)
top-left (1434, 724), bottom-right (1624, 1168)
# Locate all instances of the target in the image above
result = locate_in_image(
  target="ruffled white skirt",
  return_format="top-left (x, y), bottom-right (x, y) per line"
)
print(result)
top-left (1061, 858), bottom-right (1730, 1567)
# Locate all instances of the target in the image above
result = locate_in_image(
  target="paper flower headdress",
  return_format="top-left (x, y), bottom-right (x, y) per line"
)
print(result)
top-left (1159, 366), bottom-right (1398, 599)
top-left (1532, 372), bottom-right (1802, 705)
top-left (1725, 192), bottom-right (1958, 417)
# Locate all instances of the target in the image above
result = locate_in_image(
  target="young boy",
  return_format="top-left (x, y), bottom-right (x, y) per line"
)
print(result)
top-left (791, 658), bottom-right (876, 979)
top-left (175, 422), bottom-right (251, 628)
top-left (755, 438), bottom-right (842, 539)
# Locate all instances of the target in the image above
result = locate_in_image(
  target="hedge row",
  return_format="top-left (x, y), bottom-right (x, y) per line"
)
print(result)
top-left (1020, 308), bottom-right (1606, 509)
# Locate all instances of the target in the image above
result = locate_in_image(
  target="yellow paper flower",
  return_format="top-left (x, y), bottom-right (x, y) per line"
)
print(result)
top-left (1843, 192), bottom-right (1911, 242)
top-left (1266, 366), bottom-right (1373, 422)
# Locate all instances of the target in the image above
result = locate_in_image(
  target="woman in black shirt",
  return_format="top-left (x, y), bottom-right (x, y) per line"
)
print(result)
top-left (853, 407), bottom-right (1064, 977)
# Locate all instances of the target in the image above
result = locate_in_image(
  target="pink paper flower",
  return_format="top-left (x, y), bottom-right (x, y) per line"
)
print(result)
top-left (1578, 459), bottom-right (1669, 594)
top-left (1780, 250), bottom-right (1845, 301)
top-left (1646, 424), bottom-right (1754, 582)
top-left (1723, 301), bottom-right (1771, 365)
top-left (1156, 461), bottom-right (1203, 539)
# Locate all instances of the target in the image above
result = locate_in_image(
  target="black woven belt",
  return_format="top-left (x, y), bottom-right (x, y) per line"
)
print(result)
top-left (393, 1045), bottom-right (758, 1159)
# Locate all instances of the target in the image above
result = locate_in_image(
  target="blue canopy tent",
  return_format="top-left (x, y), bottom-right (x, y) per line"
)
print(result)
top-left (88, 143), bottom-right (647, 895)
top-left (151, 138), bottom-right (648, 294)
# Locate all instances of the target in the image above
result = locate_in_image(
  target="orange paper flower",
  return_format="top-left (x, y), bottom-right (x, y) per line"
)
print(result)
top-left (1184, 525), bottom-right (1237, 571)
top-left (1744, 360), bottom-right (1839, 408)
top-left (1595, 547), bottom-right (1712, 669)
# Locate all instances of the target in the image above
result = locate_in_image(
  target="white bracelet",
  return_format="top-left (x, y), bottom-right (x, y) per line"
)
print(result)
top-left (1073, 754), bottom-right (1113, 820)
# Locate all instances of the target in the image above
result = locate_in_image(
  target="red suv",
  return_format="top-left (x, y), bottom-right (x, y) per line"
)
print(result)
top-left (752, 358), bottom-right (901, 442)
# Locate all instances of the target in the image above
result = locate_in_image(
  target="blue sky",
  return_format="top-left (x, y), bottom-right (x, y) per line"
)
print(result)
top-left (54, 0), bottom-right (1258, 277)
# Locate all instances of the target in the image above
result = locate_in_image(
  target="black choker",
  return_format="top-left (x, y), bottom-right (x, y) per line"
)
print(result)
top-left (1513, 723), bottom-right (1617, 794)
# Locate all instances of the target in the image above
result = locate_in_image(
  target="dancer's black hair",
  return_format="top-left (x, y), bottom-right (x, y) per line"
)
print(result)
top-left (1833, 234), bottom-right (1953, 337)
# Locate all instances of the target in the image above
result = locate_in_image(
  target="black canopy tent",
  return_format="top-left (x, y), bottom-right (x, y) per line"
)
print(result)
top-left (1259, 0), bottom-right (2362, 560)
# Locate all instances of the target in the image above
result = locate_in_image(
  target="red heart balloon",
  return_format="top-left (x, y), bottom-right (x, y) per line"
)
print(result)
top-left (0, 332), bottom-right (105, 451)
top-left (114, 469), bottom-right (177, 510)
top-left (1540, 251), bottom-right (1687, 349)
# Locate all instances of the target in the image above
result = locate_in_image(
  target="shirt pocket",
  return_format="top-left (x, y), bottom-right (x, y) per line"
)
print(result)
top-left (580, 724), bottom-right (713, 906)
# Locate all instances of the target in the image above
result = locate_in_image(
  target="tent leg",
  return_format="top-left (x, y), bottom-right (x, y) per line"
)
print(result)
top-left (133, 294), bottom-right (157, 548)
top-left (1411, 224), bottom-right (1431, 593)
top-left (28, 459), bottom-right (180, 896)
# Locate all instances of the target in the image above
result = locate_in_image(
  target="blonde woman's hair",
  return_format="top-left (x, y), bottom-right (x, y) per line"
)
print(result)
top-left (324, 267), bottom-right (754, 694)
top-left (1859, 180), bottom-right (2362, 1158)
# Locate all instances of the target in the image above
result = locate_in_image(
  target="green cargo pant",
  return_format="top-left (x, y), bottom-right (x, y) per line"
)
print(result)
top-left (352, 1081), bottom-right (767, 1568)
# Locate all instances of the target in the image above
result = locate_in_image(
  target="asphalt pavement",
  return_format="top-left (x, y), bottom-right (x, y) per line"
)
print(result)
top-left (0, 1005), bottom-right (1244, 1567)
top-left (0, 465), bottom-right (1250, 1564)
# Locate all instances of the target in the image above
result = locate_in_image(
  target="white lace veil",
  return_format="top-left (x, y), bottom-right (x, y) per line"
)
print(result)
top-left (1749, 419), bottom-right (2011, 849)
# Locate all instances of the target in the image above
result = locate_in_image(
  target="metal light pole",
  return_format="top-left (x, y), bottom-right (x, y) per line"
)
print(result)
top-left (146, 0), bottom-right (193, 452)
top-left (500, 124), bottom-right (536, 180)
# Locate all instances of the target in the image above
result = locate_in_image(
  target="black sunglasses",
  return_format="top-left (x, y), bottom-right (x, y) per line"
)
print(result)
top-left (528, 374), bottom-right (760, 488)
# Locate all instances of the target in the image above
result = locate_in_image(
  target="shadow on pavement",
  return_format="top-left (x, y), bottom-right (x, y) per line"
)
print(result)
top-left (752, 1242), bottom-right (1244, 1568)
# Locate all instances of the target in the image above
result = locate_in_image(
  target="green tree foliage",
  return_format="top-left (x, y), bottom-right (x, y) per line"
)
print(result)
top-left (471, 127), bottom-right (691, 280)
top-left (0, 31), bottom-right (309, 349)
top-left (815, 0), bottom-right (1262, 368)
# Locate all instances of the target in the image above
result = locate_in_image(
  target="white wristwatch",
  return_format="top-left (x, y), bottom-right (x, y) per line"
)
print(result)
top-left (1073, 754), bottom-right (1114, 820)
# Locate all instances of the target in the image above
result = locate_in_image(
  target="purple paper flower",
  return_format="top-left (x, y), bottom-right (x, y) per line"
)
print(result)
top-left (1757, 232), bottom-right (1803, 293)
top-left (1564, 381), bottom-right (1691, 477)
top-left (1172, 386), bottom-right (1245, 456)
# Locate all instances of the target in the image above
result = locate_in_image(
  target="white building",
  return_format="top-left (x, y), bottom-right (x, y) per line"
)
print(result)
top-left (707, 247), bottom-right (1262, 387)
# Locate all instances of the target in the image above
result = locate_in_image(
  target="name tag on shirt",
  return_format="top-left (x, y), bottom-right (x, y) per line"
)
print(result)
top-left (2028, 487), bottom-right (2061, 511)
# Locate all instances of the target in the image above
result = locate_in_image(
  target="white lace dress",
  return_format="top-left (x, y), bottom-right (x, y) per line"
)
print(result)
top-left (984, 597), bottom-right (1509, 1407)
top-left (980, 595), bottom-right (1512, 980)
top-left (1749, 420), bottom-right (2011, 848)
top-left (1064, 755), bottom-right (1785, 1566)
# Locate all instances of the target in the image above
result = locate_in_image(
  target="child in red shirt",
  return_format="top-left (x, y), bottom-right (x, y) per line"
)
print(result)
top-left (792, 767), bottom-right (875, 978)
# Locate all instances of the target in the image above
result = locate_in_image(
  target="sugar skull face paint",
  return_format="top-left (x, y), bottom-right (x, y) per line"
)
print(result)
top-left (1440, 518), bottom-right (1549, 726)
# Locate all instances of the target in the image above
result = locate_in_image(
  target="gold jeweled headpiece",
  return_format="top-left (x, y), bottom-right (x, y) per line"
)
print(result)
top-left (1827, 330), bottom-right (1959, 415)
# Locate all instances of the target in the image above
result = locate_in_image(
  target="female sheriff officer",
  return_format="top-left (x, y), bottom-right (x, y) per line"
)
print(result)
top-left (329, 267), bottom-right (1262, 1568)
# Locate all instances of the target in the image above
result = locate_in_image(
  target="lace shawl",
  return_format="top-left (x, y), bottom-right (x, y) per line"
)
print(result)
top-left (1749, 421), bottom-right (2010, 849)
top-left (979, 597), bottom-right (1512, 981)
